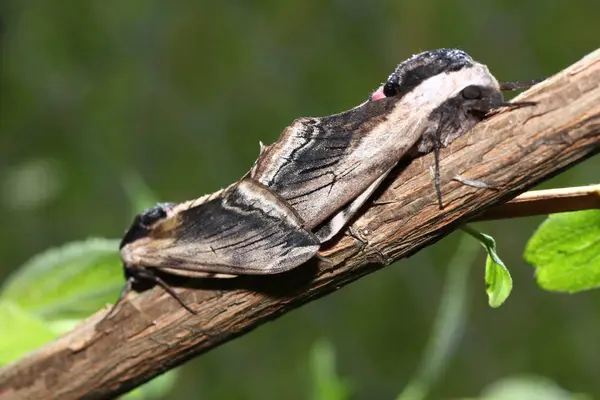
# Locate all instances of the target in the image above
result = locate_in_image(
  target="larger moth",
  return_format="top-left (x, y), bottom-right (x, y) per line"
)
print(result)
top-left (114, 49), bottom-right (538, 314)
top-left (250, 48), bottom-right (535, 240)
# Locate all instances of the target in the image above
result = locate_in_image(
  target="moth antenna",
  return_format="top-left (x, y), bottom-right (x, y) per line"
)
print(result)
top-left (494, 100), bottom-right (538, 108)
top-left (499, 77), bottom-right (546, 91)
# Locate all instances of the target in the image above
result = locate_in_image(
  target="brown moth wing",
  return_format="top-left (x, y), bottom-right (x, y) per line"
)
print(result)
top-left (250, 97), bottom-right (412, 230)
top-left (313, 166), bottom-right (394, 242)
top-left (120, 179), bottom-right (320, 277)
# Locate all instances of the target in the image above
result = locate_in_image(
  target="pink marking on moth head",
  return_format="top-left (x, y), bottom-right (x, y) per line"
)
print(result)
top-left (370, 85), bottom-right (386, 101)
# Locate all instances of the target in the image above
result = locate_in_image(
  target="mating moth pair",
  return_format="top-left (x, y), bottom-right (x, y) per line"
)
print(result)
top-left (113, 49), bottom-right (539, 314)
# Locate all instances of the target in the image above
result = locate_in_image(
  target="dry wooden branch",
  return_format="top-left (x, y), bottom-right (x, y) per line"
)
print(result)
top-left (1, 48), bottom-right (599, 400)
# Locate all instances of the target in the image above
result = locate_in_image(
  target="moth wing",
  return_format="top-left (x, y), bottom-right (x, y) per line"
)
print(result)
top-left (124, 179), bottom-right (320, 277)
top-left (251, 97), bottom-right (418, 230)
top-left (314, 166), bottom-right (393, 242)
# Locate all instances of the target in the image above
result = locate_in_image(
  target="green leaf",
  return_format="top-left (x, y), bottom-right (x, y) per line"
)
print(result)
top-left (0, 238), bottom-right (123, 320)
top-left (310, 339), bottom-right (352, 400)
top-left (0, 300), bottom-right (58, 366)
top-left (461, 226), bottom-right (513, 308)
top-left (524, 210), bottom-right (600, 293)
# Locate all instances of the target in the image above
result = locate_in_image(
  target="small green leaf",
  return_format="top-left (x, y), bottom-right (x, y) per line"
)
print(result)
top-left (0, 238), bottom-right (123, 320)
top-left (461, 226), bottom-right (513, 308)
top-left (0, 300), bottom-right (58, 366)
top-left (524, 210), bottom-right (600, 293)
top-left (310, 339), bottom-right (352, 400)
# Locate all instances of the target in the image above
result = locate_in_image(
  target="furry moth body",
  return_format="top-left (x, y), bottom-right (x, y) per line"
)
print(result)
top-left (115, 49), bottom-right (538, 315)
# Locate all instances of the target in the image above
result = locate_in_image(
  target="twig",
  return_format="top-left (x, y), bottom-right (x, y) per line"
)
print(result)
top-left (473, 184), bottom-right (600, 220)
top-left (0, 48), bottom-right (599, 400)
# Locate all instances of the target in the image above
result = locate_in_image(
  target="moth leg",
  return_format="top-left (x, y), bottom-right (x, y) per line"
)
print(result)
top-left (347, 226), bottom-right (391, 266)
top-left (111, 268), bottom-right (197, 315)
top-left (314, 225), bottom-right (370, 265)
top-left (133, 268), bottom-right (198, 315)
top-left (101, 276), bottom-right (134, 321)
top-left (428, 110), bottom-right (446, 209)
top-left (347, 225), bottom-right (369, 251)
top-left (432, 137), bottom-right (444, 209)
top-left (314, 224), bottom-right (369, 264)
top-left (315, 167), bottom-right (394, 242)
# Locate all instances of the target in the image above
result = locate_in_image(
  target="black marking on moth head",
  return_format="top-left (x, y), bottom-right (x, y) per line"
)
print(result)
top-left (119, 202), bottom-right (176, 249)
top-left (382, 49), bottom-right (475, 98)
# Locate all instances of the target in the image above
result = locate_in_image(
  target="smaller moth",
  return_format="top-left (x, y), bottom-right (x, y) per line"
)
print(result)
top-left (111, 49), bottom-right (541, 315)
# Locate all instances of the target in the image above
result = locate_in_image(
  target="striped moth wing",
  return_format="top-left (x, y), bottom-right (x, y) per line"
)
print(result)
top-left (251, 49), bottom-right (507, 241)
top-left (120, 178), bottom-right (320, 279)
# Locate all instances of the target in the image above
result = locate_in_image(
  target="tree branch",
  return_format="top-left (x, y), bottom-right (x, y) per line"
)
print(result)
top-left (1, 48), bottom-right (599, 400)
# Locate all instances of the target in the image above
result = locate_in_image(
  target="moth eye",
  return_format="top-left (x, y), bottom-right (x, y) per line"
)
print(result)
top-left (383, 82), bottom-right (398, 97)
top-left (139, 206), bottom-right (168, 227)
top-left (461, 85), bottom-right (483, 99)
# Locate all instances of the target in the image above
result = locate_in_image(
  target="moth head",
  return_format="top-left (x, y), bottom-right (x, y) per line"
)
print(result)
top-left (370, 48), bottom-right (539, 112)
top-left (373, 49), bottom-right (480, 100)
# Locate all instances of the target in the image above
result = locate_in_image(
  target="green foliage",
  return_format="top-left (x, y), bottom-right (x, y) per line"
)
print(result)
top-left (0, 300), bottom-right (57, 365)
top-left (524, 210), bottom-right (600, 293)
top-left (310, 339), bottom-right (352, 400)
top-left (0, 237), bottom-right (181, 398)
top-left (1, 238), bottom-right (122, 321)
top-left (0, 174), bottom-right (180, 398)
top-left (0, 238), bottom-right (123, 366)
top-left (461, 226), bottom-right (513, 308)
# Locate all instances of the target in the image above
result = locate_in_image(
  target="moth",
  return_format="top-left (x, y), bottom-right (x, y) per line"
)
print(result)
top-left (112, 49), bottom-right (540, 315)
top-left (250, 48), bottom-right (538, 240)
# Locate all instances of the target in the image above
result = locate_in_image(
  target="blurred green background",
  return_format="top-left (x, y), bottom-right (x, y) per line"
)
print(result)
top-left (1, 0), bottom-right (599, 399)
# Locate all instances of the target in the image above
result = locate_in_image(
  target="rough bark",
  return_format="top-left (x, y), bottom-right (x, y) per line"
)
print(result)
top-left (1, 48), bottom-right (599, 400)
